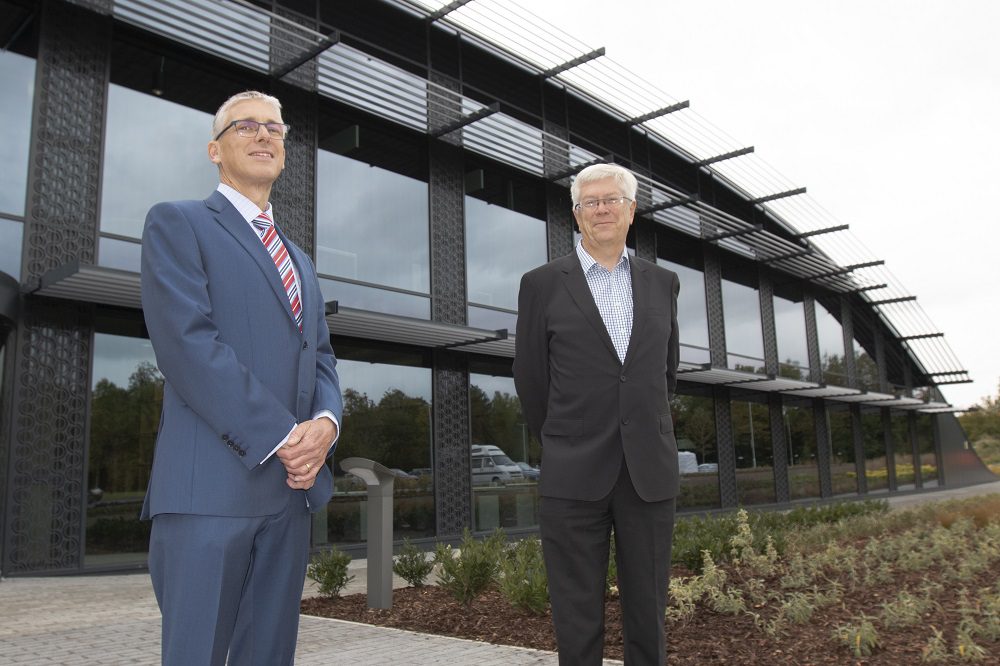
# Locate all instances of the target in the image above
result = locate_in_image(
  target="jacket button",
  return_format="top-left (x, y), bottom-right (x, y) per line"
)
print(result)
top-left (239, 450), bottom-right (246, 457)
top-left (303, 340), bottom-right (308, 349)
top-left (621, 417), bottom-right (630, 426)
top-left (620, 375), bottom-right (627, 382)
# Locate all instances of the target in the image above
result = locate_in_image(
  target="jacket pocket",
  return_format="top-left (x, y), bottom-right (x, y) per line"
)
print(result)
top-left (659, 412), bottom-right (674, 434)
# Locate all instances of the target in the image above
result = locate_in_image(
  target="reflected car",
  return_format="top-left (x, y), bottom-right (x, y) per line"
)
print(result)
top-left (410, 467), bottom-right (433, 478)
top-left (389, 468), bottom-right (416, 479)
top-left (515, 461), bottom-right (540, 481)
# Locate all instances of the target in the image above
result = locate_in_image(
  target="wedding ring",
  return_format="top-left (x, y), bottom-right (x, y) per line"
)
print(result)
top-left (305, 463), bottom-right (312, 470)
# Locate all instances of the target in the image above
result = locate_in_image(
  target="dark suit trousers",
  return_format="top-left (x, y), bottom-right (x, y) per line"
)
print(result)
top-left (540, 460), bottom-right (675, 666)
top-left (149, 499), bottom-right (311, 666)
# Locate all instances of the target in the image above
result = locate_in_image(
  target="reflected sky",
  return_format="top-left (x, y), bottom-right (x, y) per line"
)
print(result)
top-left (0, 220), bottom-right (23, 280)
top-left (657, 259), bottom-right (709, 348)
top-left (101, 85), bottom-right (217, 239)
top-left (721, 278), bottom-right (764, 360)
top-left (338, 358), bottom-right (432, 403)
top-left (815, 300), bottom-right (845, 361)
top-left (470, 373), bottom-right (516, 400)
top-left (774, 294), bottom-right (808, 367)
top-left (316, 150), bottom-right (429, 293)
top-left (0, 51), bottom-right (34, 217)
top-left (465, 197), bottom-right (545, 310)
top-left (92, 333), bottom-right (157, 389)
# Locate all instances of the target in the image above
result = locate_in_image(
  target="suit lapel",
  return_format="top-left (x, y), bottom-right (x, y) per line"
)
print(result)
top-left (206, 191), bottom-right (297, 327)
top-left (560, 254), bottom-right (620, 363)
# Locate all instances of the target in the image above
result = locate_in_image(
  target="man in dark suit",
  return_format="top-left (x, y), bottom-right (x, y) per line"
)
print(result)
top-left (140, 91), bottom-right (343, 665)
top-left (514, 163), bottom-right (680, 665)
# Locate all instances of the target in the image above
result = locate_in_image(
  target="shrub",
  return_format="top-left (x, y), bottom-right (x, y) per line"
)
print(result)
top-left (499, 537), bottom-right (549, 615)
top-left (393, 537), bottom-right (434, 587)
top-left (307, 546), bottom-right (355, 597)
top-left (435, 528), bottom-right (505, 605)
top-left (833, 614), bottom-right (880, 657)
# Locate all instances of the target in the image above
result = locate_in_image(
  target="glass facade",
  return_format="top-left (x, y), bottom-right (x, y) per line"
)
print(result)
top-left (100, 84), bottom-right (217, 239)
top-left (828, 406), bottom-right (857, 495)
top-left (784, 403), bottom-right (820, 500)
top-left (673, 393), bottom-right (719, 510)
top-left (0, 50), bottom-right (34, 219)
top-left (85, 331), bottom-right (161, 568)
top-left (0, 219), bottom-right (24, 281)
top-left (721, 272), bottom-right (764, 372)
top-left (916, 414), bottom-right (938, 488)
top-left (891, 411), bottom-right (916, 490)
top-left (773, 286), bottom-right (809, 380)
top-left (657, 257), bottom-right (710, 364)
top-left (326, 349), bottom-right (433, 544)
top-left (465, 196), bottom-right (545, 329)
top-left (732, 398), bottom-right (774, 506)
top-left (815, 299), bottom-right (847, 385)
top-left (469, 372), bottom-right (539, 532)
top-left (316, 150), bottom-right (430, 317)
top-left (862, 409), bottom-right (890, 492)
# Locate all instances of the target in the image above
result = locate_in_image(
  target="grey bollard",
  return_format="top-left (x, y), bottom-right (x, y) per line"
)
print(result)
top-left (339, 457), bottom-right (395, 609)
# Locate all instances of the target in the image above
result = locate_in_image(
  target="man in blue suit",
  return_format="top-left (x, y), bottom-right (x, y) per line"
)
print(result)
top-left (140, 90), bottom-right (343, 665)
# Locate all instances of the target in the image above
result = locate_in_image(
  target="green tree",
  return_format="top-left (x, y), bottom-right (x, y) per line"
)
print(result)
top-left (959, 380), bottom-right (1000, 444)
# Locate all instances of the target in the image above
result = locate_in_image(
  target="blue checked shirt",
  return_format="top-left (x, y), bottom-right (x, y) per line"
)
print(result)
top-left (576, 244), bottom-right (633, 364)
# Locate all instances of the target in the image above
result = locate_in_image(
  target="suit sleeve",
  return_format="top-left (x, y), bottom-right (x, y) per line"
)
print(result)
top-left (141, 201), bottom-right (297, 469)
top-left (667, 271), bottom-right (680, 396)
top-left (513, 271), bottom-right (549, 443)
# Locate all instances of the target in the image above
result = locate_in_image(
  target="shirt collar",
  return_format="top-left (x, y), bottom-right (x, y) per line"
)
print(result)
top-left (216, 183), bottom-right (274, 225)
top-left (576, 243), bottom-right (629, 273)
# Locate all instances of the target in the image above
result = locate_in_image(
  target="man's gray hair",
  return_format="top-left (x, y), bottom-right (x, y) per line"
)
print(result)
top-left (570, 163), bottom-right (639, 205)
top-left (211, 91), bottom-right (283, 139)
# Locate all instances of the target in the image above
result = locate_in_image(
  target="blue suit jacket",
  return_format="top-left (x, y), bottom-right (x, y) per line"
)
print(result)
top-left (139, 190), bottom-right (343, 519)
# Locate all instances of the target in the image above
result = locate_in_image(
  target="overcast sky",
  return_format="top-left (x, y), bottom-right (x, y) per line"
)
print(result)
top-left (531, 0), bottom-right (1000, 409)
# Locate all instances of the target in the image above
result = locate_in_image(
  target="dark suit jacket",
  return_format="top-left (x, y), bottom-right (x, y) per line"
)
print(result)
top-left (513, 252), bottom-right (680, 502)
top-left (139, 190), bottom-right (343, 519)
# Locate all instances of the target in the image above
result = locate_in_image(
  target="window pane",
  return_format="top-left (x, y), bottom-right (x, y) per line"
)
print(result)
top-left (815, 299), bottom-right (846, 385)
top-left (829, 407), bottom-right (858, 495)
top-left (732, 400), bottom-right (774, 505)
top-left (917, 414), bottom-right (938, 488)
top-left (862, 409), bottom-right (889, 492)
top-left (327, 356), bottom-right (433, 545)
top-left (470, 373), bottom-right (538, 532)
top-left (891, 411), bottom-right (916, 490)
top-left (466, 196), bottom-right (545, 311)
top-left (98, 236), bottom-right (141, 273)
top-left (784, 404), bottom-right (820, 500)
top-left (86, 333), bottom-right (161, 567)
top-left (319, 277), bottom-right (430, 320)
top-left (673, 393), bottom-right (719, 510)
top-left (722, 277), bottom-right (764, 372)
top-left (101, 85), bottom-right (217, 238)
top-left (0, 219), bottom-right (24, 281)
top-left (773, 291), bottom-right (809, 380)
top-left (0, 51), bottom-right (34, 217)
top-left (316, 150), bottom-right (429, 294)
top-left (657, 258), bottom-right (709, 362)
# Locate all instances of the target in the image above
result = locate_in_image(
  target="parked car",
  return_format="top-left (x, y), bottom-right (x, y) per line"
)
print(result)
top-left (471, 444), bottom-right (524, 486)
top-left (515, 461), bottom-right (540, 481)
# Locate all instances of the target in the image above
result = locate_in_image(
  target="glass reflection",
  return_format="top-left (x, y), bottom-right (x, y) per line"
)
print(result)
top-left (319, 277), bottom-right (430, 320)
top-left (732, 399), bottom-right (774, 506)
top-left (466, 196), bottom-right (546, 311)
top-left (327, 358), bottom-right (433, 544)
top-left (916, 414), bottom-right (939, 488)
top-left (784, 404), bottom-right (820, 500)
top-left (316, 150), bottom-right (429, 294)
top-left (773, 292), bottom-right (809, 380)
top-left (862, 409), bottom-right (889, 493)
top-left (673, 393), bottom-right (719, 510)
top-left (891, 411), bottom-right (916, 490)
top-left (657, 258), bottom-right (709, 362)
top-left (0, 51), bottom-right (34, 218)
top-left (0, 220), bottom-right (24, 280)
top-left (815, 299), bottom-right (846, 385)
top-left (470, 373), bottom-right (539, 532)
top-left (722, 277), bottom-right (764, 372)
top-left (101, 85), bottom-right (217, 239)
top-left (828, 407), bottom-right (857, 495)
top-left (85, 333), bottom-right (161, 567)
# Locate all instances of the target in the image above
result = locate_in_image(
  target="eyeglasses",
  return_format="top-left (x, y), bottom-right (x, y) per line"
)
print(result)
top-left (214, 119), bottom-right (291, 141)
top-left (573, 196), bottom-right (632, 211)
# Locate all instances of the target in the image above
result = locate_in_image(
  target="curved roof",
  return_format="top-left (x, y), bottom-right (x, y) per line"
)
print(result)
top-left (105, 0), bottom-right (969, 393)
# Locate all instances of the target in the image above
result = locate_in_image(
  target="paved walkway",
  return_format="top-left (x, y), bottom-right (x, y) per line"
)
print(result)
top-left (2, 479), bottom-right (997, 665)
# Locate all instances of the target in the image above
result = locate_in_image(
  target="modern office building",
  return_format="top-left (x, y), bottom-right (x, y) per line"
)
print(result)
top-left (0, 0), bottom-right (993, 576)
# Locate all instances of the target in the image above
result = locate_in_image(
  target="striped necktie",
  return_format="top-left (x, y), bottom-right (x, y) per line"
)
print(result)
top-left (251, 212), bottom-right (303, 331)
